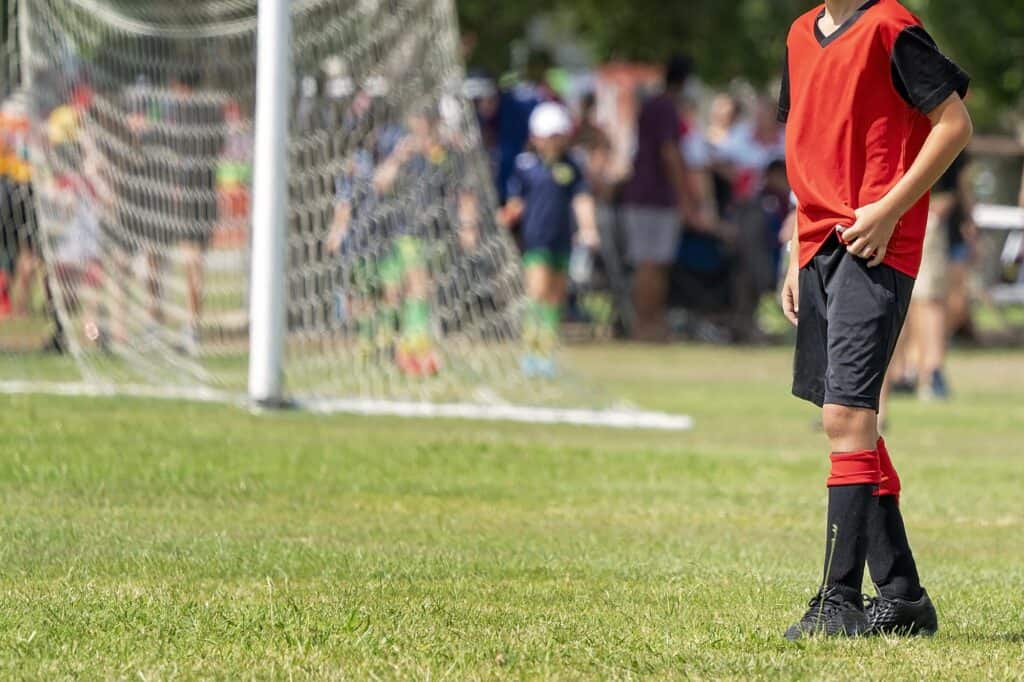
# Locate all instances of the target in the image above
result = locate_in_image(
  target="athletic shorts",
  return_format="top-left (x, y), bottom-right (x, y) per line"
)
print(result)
top-left (621, 205), bottom-right (680, 266)
top-left (523, 247), bottom-right (570, 273)
top-left (793, 233), bottom-right (914, 412)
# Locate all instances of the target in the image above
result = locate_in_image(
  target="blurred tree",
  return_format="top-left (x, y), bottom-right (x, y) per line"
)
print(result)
top-left (905, 0), bottom-right (1024, 130)
top-left (569, 0), bottom-right (808, 86)
top-left (458, 0), bottom-right (1022, 131)
top-left (459, 0), bottom-right (808, 85)
top-left (457, 0), bottom-right (551, 77)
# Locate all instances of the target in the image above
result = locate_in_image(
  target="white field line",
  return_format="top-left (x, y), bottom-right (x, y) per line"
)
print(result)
top-left (0, 381), bottom-right (694, 431)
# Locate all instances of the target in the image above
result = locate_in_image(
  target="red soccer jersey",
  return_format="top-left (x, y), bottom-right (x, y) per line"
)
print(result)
top-left (779, 0), bottom-right (969, 277)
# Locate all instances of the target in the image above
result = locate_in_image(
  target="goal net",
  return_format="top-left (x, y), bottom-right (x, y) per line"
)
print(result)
top-left (0, 0), bottom-right (691, 430)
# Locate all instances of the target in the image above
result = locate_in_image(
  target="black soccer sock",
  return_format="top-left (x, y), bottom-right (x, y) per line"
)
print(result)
top-left (867, 495), bottom-right (923, 601)
top-left (822, 484), bottom-right (874, 597)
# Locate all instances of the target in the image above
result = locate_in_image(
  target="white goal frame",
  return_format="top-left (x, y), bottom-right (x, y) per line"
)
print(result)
top-left (2, 0), bottom-right (695, 432)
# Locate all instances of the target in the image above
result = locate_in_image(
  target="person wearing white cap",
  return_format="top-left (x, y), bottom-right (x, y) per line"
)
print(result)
top-left (498, 102), bottom-right (599, 377)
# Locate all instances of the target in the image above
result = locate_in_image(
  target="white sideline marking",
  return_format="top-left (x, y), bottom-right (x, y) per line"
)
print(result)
top-left (0, 382), bottom-right (695, 431)
top-left (297, 398), bottom-right (695, 431)
top-left (0, 381), bottom-right (233, 404)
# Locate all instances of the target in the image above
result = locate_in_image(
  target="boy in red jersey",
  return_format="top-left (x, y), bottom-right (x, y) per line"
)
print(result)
top-left (777, 0), bottom-right (971, 639)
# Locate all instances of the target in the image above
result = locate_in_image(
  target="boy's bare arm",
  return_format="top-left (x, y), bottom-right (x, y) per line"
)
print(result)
top-left (840, 93), bottom-right (973, 267)
top-left (781, 221), bottom-right (800, 326)
top-left (326, 200), bottom-right (351, 255)
top-left (458, 191), bottom-right (479, 250)
top-left (572, 193), bottom-right (600, 249)
top-left (497, 197), bottom-right (524, 227)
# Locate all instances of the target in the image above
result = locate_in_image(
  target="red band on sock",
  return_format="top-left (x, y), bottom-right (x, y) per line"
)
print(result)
top-left (828, 450), bottom-right (882, 487)
top-left (875, 437), bottom-right (902, 501)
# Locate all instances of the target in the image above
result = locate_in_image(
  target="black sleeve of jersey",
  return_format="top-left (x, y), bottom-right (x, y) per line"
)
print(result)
top-left (891, 26), bottom-right (970, 114)
top-left (777, 47), bottom-right (790, 124)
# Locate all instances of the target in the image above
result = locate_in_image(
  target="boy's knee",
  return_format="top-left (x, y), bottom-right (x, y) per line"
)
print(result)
top-left (822, 404), bottom-right (861, 439)
top-left (821, 404), bottom-right (883, 487)
top-left (822, 404), bottom-right (878, 450)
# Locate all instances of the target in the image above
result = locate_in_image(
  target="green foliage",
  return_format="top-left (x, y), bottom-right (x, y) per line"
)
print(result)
top-left (568, 0), bottom-right (809, 85)
top-left (906, 0), bottom-right (1024, 129)
top-left (459, 0), bottom-right (1022, 129)
top-left (1, 345), bottom-right (1023, 676)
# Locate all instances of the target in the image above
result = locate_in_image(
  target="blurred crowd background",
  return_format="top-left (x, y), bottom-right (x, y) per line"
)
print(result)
top-left (1, 0), bottom-right (1023, 401)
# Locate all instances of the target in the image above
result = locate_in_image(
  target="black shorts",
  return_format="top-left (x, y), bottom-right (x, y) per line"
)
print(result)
top-left (793, 234), bottom-right (914, 412)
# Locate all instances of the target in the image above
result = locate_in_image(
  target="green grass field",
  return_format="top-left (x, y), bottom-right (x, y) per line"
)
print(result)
top-left (1, 344), bottom-right (1022, 679)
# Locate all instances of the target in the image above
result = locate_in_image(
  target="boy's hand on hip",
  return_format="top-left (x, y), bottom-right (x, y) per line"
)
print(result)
top-left (781, 264), bottom-right (800, 327)
top-left (836, 201), bottom-right (899, 268)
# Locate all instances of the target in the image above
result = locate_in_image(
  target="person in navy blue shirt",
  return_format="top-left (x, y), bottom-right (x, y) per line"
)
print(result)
top-left (500, 102), bottom-right (599, 376)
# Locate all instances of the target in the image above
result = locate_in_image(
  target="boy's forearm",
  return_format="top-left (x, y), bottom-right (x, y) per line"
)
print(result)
top-left (789, 220), bottom-right (800, 270)
top-left (498, 198), bottom-right (524, 226)
top-left (877, 95), bottom-right (972, 220)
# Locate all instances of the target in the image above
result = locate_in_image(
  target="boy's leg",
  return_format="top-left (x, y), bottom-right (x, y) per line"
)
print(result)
top-left (820, 404), bottom-right (880, 596)
top-left (787, 239), bottom-right (910, 639)
top-left (12, 248), bottom-right (38, 316)
top-left (394, 236), bottom-right (440, 376)
top-left (522, 251), bottom-right (556, 358)
top-left (821, 249), bottom-right (935, 634)
top-left (867, 436), bottom-right (922, 599)
top-left (864, 435), bottom-right (937, 635)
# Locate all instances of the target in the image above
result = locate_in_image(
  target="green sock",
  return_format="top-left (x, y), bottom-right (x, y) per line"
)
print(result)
top-left (538, 303), bottom-right (560, 356)
top-left (401, 299), bottom-right (431, 349)
top-left (523, 300), bottom-right (543, 352)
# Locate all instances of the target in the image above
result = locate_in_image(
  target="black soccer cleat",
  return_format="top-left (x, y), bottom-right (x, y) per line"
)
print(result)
top-left (784, 585), bottom-right (870, 641)
top-left (865, 588), bottom-right (938, 636)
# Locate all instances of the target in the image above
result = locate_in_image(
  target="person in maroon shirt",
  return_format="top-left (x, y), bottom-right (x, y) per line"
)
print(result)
top-left (621, 55), bottom-right (707, 342)
top-left (778, 0), bottom-right (971, 640)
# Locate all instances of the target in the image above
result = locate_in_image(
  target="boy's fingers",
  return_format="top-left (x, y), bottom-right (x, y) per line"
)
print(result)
top-left (867, 246), bottom-right (886, 267)
top-left (782, 289), bottom-right (799, 326)
top-left (834, 224), bottom-right (851, 245)
top-left (848, 237), bottom-right (874, 259)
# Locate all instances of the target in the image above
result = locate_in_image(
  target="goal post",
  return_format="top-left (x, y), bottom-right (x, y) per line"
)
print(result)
top-left (247, 0), bottom-right (289, 406)
top-left (0, 0), bottom-right (693, 431)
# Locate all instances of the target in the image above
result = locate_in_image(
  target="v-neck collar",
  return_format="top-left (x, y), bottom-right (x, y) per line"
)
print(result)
top-left (814, 0), bottom-right (880, 48)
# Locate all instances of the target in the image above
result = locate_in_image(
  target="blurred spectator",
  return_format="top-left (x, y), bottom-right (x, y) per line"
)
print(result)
top-left (621, 54), bottom-right (702, 342)
top-left (706, 93), bottom-right (741, 149)
top-left (729, 159), bottom-right (790, 341)
top-left (500, 102), bottom-right (599, 376)
top-left (465, 73), bottom-right (500, 181)
top-left (496, 51), bottom-right (559, 203)
top-left (572, 92), bottom-right (615, 201)
top-left (50, 142), bottom-right (104, 346)
top-left (943, 154), bottom-right (977, 343)
top-left (706, 93), bottom-right (743, 213)
top-left (717, 95), bottom-right (786, 201)
top-left (0, 93), bottom-right (40, 318)
top-left (887, 153), bottom-right (972, 401)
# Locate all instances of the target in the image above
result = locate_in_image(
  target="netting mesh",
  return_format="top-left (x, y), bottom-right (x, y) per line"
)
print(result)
top-left (0, 0), bottom-right (605, 410)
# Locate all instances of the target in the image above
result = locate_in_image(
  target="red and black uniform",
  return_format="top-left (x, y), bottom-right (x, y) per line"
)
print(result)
top-left (777, 0), bottom-right (968, 611)
top-left (780, 0), bottom-right (969, 413)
